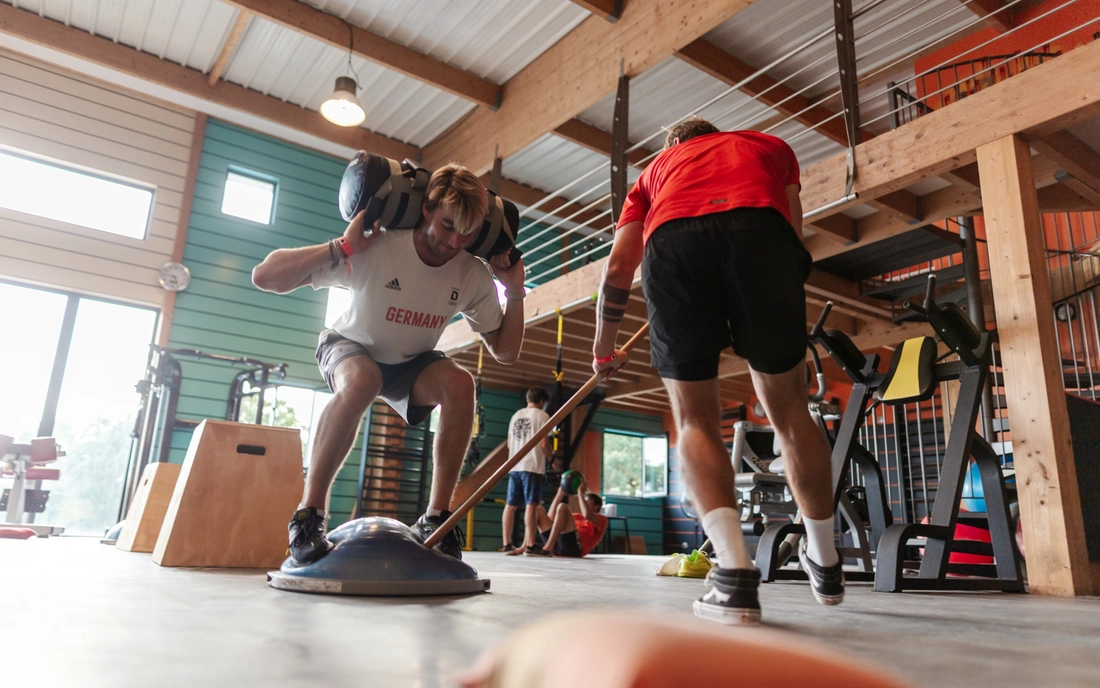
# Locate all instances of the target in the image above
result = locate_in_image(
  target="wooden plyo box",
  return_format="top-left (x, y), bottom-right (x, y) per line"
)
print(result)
top-left (116, 462), bottom-right (181, 553)
top-left (152, 420), bottom-right (303, 568)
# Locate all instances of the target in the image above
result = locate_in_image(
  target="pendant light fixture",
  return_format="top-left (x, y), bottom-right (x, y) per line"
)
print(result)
top-left (321, 21), bottom-right (366, 127)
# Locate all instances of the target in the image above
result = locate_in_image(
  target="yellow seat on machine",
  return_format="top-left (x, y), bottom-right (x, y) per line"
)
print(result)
top-left (876, 336), bottom-right (938, 405)
top-left (152, 420), bottom-right (303, 568)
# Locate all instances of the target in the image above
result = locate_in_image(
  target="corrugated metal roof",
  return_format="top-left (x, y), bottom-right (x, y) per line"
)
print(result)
top-left (704, 0), bottom-right (978, 134)
top-left (4, 0), bottom-right (588, 147)
top-left (304, 0), bottom-right (590, 84)
top-left (504, 133), bottom-right (617, 213)
top-left (578, 57), bottom-right (845, 169)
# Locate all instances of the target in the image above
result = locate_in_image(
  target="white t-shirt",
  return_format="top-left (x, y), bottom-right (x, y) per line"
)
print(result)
top-left (311, 230), bottom-right (504, 364)
top-left (508, 406), bottom-right (551, 475)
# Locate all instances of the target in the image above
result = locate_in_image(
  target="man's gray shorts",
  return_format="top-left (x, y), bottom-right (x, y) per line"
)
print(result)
top-left (315, 329), bottom-right (447, 426)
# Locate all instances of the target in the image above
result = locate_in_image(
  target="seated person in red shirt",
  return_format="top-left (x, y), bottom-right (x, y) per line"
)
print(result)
top-left (526, 474), bottom-right (607, 558)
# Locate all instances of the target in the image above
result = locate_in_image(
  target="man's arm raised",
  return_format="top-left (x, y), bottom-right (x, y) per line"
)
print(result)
top-left (252, 212), bottom-right (378, 294)
top-left (480, 255), bottom-right (526, 365)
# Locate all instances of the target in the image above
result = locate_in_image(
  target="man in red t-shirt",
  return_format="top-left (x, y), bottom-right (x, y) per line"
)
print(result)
top-left (592, 118), bottom-right (842, 625)
top-left (526, 473), bottom-right (607, 558)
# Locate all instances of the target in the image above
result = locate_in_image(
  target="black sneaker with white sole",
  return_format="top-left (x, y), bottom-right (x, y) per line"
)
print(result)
top-left (693, 567), bottom-right (761, 625)
top-left (287, 506), bottom-right (334, 565)
top-left (411, 512), bottom-right (465, 560)
top-left (798, 537), bottom-right (845, 605)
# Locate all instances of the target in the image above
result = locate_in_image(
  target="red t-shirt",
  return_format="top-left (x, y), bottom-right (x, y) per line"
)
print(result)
top-left (574, 513), bottom-right (608, 557)
top-left (617, 131), bottom-right (800, 244)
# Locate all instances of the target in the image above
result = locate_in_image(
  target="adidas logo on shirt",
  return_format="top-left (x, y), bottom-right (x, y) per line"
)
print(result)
top-left (385, 278), bottom-right (401, 291)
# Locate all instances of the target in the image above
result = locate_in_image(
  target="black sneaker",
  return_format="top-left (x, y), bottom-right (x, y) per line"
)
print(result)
top-left (524, 545), bottom-right (551, 557)
top-left (500, 544), bottom-right (517, 554)
top-left (694, 567), bottom-right (762, 625)
top-left (287, 507), bottom-right (333, 565)
top-left (412, 512), bottom-right (464, 560)
top-left (799, 537), bottom-right (845, 605)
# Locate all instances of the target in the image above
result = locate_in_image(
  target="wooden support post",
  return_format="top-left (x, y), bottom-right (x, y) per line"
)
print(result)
top-left (977, 134), bottom-right (1092, 596)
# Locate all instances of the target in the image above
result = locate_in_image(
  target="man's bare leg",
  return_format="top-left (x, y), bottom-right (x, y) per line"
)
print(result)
top-left (750, 365), bottom-right (837, 566)
top-left (409, 359), bottom-right (476, 513)
top-left (523, 502), bottom-right (540, 548)
top-left (301, 355), bottom-right (382, 509)
top-left (664, 377), bottom-right (753, 570)
top-left (542, 502), bottom-right (576, 553)
top-left (502, 504), bottom-right (518, 549)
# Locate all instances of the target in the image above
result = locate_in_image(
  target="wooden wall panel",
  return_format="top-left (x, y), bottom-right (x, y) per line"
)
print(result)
top-left (0, 49), bottom-right (194, 305)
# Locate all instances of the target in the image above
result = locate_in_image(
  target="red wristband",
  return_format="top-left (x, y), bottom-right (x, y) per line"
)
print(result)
top-left (334, 236), bottom-right (354, 258)
top-left (594, 353), bottom-right (616, 365)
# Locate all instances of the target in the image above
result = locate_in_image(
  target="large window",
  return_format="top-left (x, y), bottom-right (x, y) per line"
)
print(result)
top-left (602, 431), bottom-right (668, 498)
top-left (238, 384), bottom-right (333, 466)
top-left (221, 167), bottom-right (277, 224)
top-left (0, 149), bottom-right (153, 239)
top-left (0, 281), bottom-right (157, 535)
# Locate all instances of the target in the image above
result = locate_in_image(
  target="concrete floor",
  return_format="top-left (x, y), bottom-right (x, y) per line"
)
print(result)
top-left (5, 537), bottom-right (1100, 688)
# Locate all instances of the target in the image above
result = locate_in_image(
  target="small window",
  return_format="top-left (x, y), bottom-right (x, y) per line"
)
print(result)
top-left (0, 149), bottom-right (153, 239)
top-left (221, 168), bottom-right (277, 224)
top-left (602, 431), bottom-right (668, 498)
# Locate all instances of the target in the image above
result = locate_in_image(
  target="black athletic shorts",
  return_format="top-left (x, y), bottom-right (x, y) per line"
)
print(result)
top-left (540, 528), bottom-right (583, 558)
top-left (641, 207), bottom-right (813, 380)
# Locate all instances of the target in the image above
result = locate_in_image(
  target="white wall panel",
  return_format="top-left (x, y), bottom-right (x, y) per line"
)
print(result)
top-left (0, 49), bottom-right (195, 306)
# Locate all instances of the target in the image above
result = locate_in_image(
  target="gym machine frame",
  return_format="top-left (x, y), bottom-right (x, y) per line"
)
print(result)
top-left (755, 304), bottom-right (893, 583)
top-left (873, 276), bottom-right (1023, 593)
top-left (118, 345), bottom-right (287, 520)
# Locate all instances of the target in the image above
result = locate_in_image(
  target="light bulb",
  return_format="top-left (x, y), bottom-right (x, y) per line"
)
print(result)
top-left (321, 76), bottom-right (366, 127)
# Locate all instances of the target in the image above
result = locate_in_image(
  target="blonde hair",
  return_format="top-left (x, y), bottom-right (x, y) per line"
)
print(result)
top-left (424, 163), bottom-right (488, 236)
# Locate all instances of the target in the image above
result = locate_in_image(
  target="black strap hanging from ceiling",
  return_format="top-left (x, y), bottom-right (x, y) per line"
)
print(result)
top-left (833, 0), bottom-right (861, 198)
top-left (610, 64), bottom-right (630, 224)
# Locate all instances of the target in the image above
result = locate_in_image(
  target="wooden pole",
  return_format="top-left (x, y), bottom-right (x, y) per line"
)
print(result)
top-left (977, 133), bottom-right (1092, 596)
top-left (426, 323), bottom-right (649, 548)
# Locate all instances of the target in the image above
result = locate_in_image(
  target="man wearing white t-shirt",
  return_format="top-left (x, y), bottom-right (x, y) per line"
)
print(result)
top-left (501, 387), bottom-right (551, 555)
top-left (252, 164), bottom-right (526, 564)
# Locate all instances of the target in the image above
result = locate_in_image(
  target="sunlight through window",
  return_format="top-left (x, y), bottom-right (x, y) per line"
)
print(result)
top-left (221, 169), bottom-right (276, 224)
top-left (0, 150), bottom-right (153, 239)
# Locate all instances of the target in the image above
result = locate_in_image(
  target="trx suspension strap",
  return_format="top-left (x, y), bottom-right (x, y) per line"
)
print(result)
top-left (465, 343), bottom-right (487, 469)
top-left (552, 308), bottom-right (565, 456)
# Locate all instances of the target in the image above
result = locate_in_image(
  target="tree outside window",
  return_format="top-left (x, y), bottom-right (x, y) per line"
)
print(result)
top-left (602, 431), bottom-right (668, 498)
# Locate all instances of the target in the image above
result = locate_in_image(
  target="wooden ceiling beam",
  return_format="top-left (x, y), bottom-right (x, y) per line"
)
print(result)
top-left (422, 0), bottom-right (759, 174)
top-left (553, 118), bottom-right (657, 168)
top-left (798, 39), bottom-right (1100, 223)
top-left (569, 0), bottom-right (625, 23)
top-left (486, 175), bottom-right (610, 229)
top-left (207, 9), bottom-right (252, 87)
top-left (806, 153), bottom-right (1065, 262)
top-left (806, 213), bottom-right (857, 244)
top-left (1032, 131), bottom-right (1100, 207)
top-left (222, 0), bottom-right (502, 108)
top-left (957, 0), bottom-right (1015, 33)
top-left (673, 38), bottom-right (854, 146)
top-left (0, 4), bottom-right (418, 161)
top-left (867, 189), bottom-right (923, 225)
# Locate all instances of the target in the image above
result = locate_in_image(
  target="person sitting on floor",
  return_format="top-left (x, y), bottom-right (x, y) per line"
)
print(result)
top-left (526, 474), bottom-right (607, 558)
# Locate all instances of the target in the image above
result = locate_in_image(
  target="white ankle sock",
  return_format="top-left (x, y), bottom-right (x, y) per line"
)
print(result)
top-left (426, 507), bottom-right (443, 518)
top-left (803, 516), bottom-right (839, 567)
top-left (701, 507), bottom-right (755, 570)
